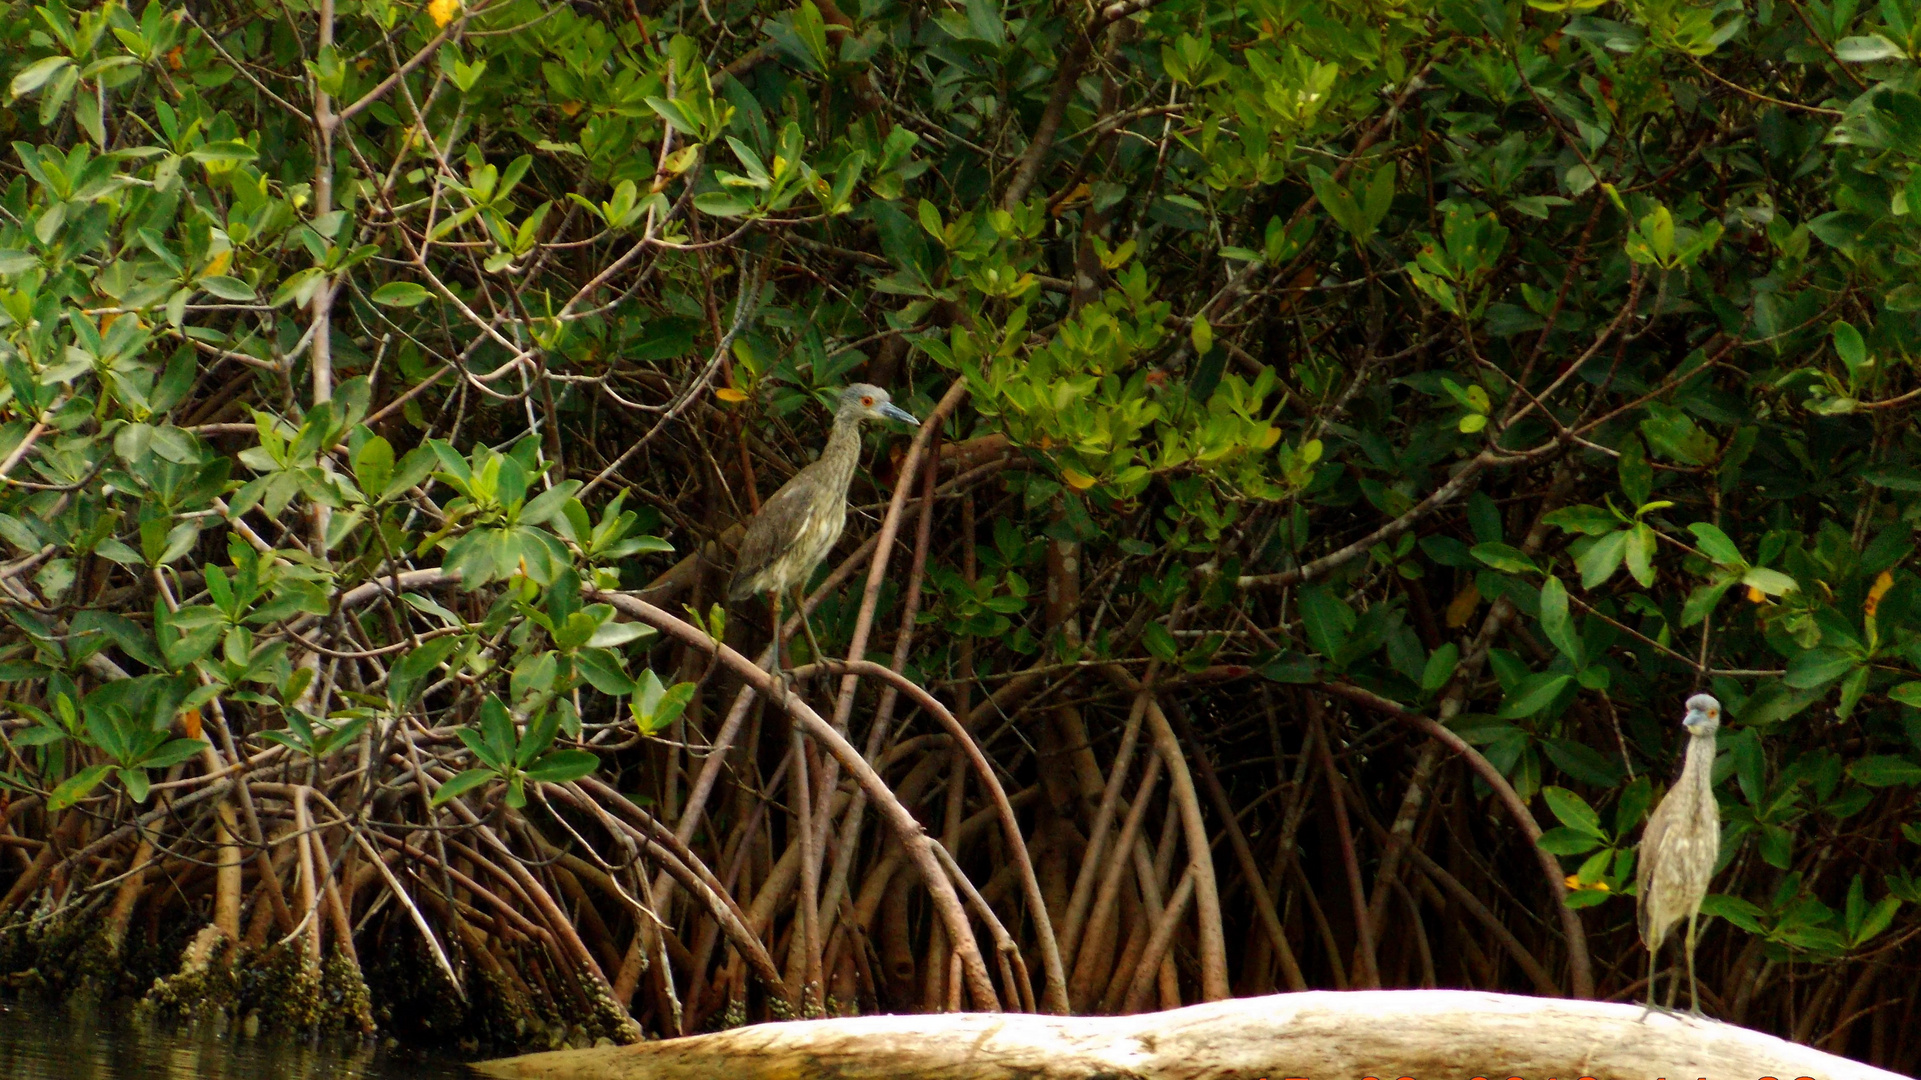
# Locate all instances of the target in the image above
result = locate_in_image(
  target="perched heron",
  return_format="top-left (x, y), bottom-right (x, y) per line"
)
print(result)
top-left (1637, 692), bottom-right (1722, 1014)
top-left (728, 384), bottom-right (920, 677)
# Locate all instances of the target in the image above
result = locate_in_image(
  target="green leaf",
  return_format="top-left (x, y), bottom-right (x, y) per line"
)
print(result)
top-left (574, 647), bottom-right (636, 695)
top-left (1363, 162), bottom-right (1396, 233)
top-left (354, 436), bottom-right (394, 501)
top-left (694, 192), bottom-right (752, 217)
top-left (1420, 642), bottom-right (1459, 695)
top-left (519, 479), bottom-right (582, 526)
top-left (199, 274), bottom-right (256, 301)
top-left (119, 766), bottom-right (151, 803)
top-left (1616, 776), bottom-right (1653, 833)
top-left (371, 281), bottom-right (433, 307)
top-left (1849, 755), bottom-right (1921, 787)
top-left (1543, 505), bottom-right (1620, 536)
top-left (1141, 622), bottom-right (1179, 663)
top-left (1624, 524), bottom-right (1657, 587)
top-left (1543, 785), bottom-right (1605, 838)
top-left (585, 621), bottom-right (654, 649)
top-left (1499, 673), bottom-right (1572, 718)
top-left (1860, 467), bottom-right (1921, 492)
top-left (518, 705), bottom-right (561, 768)
top-left (1190, 314), bottom-right (1213, 356)
top-left (1680, 581), bottom-right (1734, 628)
top-left (1543, 737), bottom-right (1623, 788)
top-left (388, 635), bottom-right (460, 706)
top-left (429, 768), bottom-right (496, 806)
top-left (1784, 649), bottom-right (1856, 689)
top-left (1832, 321), bottom-right (1869, 382)
top-left (48, 762), bottom-right (113, 811)
top-left (629, 668), bottom-right (695, 733)
top-left (1308, 167), bottom-right (1365, 239)
top-left (1741, 567), bottom-right (1798, 595)
top-left (1259, 651), bottom-right (1318, 683)
top-left (138, 737), bottom-right (208, 770)
top-left (1470, 542), bottom-right (1537, 575)
top-left (1297, 585), bottom-right (1354, 659)
top-left (1640, 405), bottom-right (1716, 466)
top-left (9, 56), bottom-right (72, 98)
top-left (1701, 893), bottom-right (1766, 933)
top-left (1836, 34), bottom-right (1904, 61)
top-left (1536, 576), bottom-right (1582, 665)
top-left (525, 748), bottom-right (599, 783)
top-left (1618, 437), bottom-right (1652, 508)
top-left (1687, 523), bottom-right (1743, 566)
top-left (1576, 530), bottom-right (1629, 588)
top-left (1537, 827), bottom-right (1602, 855)
top-left (1857, 896), bottom-right (1901, 945)
top-left (477, 694), bottom-right (515, 761)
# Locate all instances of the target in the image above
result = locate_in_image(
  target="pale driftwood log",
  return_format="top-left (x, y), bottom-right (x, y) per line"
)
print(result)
top-left (473, 990), bottom-right (1907, 1080)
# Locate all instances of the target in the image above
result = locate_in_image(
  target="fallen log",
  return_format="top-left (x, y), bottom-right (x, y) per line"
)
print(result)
top-left (472, 990), bottom-right (1905, 1080)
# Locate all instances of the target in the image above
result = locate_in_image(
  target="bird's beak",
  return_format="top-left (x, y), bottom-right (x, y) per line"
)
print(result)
top-left (880, 403), bottom-right (920, 426)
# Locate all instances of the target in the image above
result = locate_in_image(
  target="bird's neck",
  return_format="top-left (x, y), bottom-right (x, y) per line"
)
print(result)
top-left (1679, 730), bottom-right (1717, 795)
top-left (818, 413), bottom-right (865, 492)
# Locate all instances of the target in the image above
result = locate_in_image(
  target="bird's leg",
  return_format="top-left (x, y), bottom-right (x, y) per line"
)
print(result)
top-left (1685, 910), bottom-right (1703, 1017)
top-left (1663, 935), bottom-right (1679, 1011)
top-left (768, 591), bottom-right (793, 696)
top-left (793, 586), bottom-right (827, 686)
top-left (1644, 940), bottom-right (1658, 1013)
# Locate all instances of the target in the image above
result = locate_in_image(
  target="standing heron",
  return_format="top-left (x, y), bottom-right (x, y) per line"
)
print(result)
top-left (728, 384), bottom-right (920, 678)
top-left (1637, 692), bottom-right (1722, 1014)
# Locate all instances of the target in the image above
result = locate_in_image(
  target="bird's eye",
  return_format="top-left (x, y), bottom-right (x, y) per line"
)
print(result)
top-left (861, 396), bottom-right (874, 407)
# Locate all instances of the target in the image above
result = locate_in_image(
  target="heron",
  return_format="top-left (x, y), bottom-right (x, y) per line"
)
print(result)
top-left (1636, 691), bottom-right (1722, 1015)
top-left (727, 384), bottom-right (920, 680)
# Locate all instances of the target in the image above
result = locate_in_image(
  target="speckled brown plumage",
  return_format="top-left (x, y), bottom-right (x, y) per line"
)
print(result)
top-left (728, 384), bottom-right (919, 605)
top-left (1637, 692), bottom-right (1722, 1013)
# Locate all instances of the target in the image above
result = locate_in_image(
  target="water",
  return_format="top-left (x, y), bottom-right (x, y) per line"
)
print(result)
top-left (0, 997), bottom-right (475, 1080)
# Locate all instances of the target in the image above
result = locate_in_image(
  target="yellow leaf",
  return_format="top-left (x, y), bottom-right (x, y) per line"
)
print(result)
top-left (1445, 582), bottom-right (1481, 628)
top-left (663, 145), bottom-right (699, 175)
top-left (182, 707), bottom-right (202, 740)
top-left (1256, 426), bottom-right (1281, 450)
top-left (1867, 569), bottom-right (1895, 618)
top-left (203, 250), bottom-right (232, 277)
top-left (715, 387), bottom-right (748, 403)
top-left (428, 0), bottom-right (461, 26)
top-left (559, 100), bottom-right (583, 117)
top-left (1061, 468), bottom-right (1096, 490)
top-left (1746, 585), bottom-right (1766, 603)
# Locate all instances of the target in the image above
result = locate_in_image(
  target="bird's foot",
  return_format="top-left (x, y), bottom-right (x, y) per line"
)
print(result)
top-left (773, 666), bottom-right (799, 700)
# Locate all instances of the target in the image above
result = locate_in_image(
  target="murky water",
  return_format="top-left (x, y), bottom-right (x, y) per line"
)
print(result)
top-left (0, 997), bottom-right (475, 1079)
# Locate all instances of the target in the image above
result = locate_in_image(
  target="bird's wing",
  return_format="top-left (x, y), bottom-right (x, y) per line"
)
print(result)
top-left (1637, 793), bottom-right (1675, 940)
top-left (729, 479), bottom-right (817, 598)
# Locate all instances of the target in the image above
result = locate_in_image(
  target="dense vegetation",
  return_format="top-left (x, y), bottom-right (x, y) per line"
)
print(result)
top-left (0, 0), bottom-right (1916, 1065)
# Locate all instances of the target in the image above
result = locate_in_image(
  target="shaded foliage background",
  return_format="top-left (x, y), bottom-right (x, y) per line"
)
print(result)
top-left (0, 0), bottom-right (1917, 1065)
